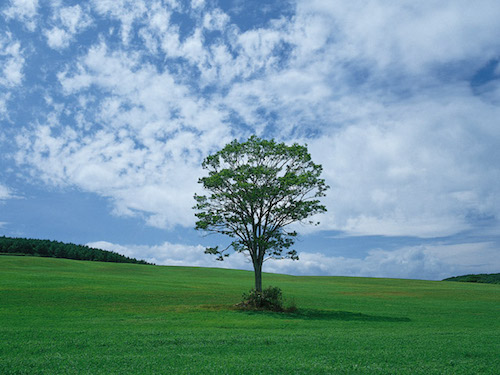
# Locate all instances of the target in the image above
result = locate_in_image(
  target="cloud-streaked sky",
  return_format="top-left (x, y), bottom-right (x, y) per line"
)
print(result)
top-left (1, 0), bottom-right (499, 280)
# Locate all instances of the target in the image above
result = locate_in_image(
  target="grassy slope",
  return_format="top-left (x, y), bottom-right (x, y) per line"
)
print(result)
top-left (1, 256), bottom-right (498, 374)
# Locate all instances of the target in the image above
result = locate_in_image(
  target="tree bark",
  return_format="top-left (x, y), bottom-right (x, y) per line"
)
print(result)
top-left (254, 262), bottom-right (262, 292)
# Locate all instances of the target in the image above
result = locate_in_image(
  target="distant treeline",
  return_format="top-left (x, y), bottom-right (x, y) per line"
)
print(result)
top-left (443, 273), bottom-right (500, 284)
top-left (0, 236), bottom-right (152, 265)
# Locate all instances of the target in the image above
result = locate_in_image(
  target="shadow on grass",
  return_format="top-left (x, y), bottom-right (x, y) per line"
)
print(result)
top-left (237, 308), bottom-right (411, 322)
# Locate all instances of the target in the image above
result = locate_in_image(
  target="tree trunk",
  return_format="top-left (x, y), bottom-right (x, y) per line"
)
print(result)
top-left (254, 262), bottom-right (262, 292)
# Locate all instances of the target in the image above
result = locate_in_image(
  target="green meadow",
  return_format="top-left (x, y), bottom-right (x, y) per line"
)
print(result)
top-left (1, 255), bottom-right (498, 374)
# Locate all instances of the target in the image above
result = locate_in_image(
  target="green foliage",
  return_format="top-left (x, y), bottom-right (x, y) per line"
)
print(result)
top-left (1, 256), bottom-right (499, 374)
top-left (194, 136), bottom-right (328, 290)
top-left (239, 286), bottom-right (285, 311)
top-left (443, 273), bottom-right (500, 284)
top-left (0, 236), bottom-right (152, 265)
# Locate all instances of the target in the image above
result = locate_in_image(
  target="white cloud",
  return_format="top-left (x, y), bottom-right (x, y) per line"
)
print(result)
top-left (87, 240), bottom-right (252, 270)
top-left (44, 27), bottom-right (70, 49)
top-left (0, 184), bottom-right (13, 200)
top-left (476, 79), bottom-right (500, 106)
top-left (267, 242), bottom-right (500, 280)
top-left (137, 2), bottom-right (174, 53)
top-left (295, 0), bottom-right (500, 73)
top-left (16, 41), bottom-right (233, 228)
top-left (191, 0), bottom-right (205, 10)
top-left (44, 4), bottom-right (92, 49)
top-left (0, 33), bottom-right (25, 87)
top-left (58, 4), bottom-right (92, 34)
top-left (209, 1), bottom-right (500, 238)
top-left (3, 0), bottom-right (39, 31)
top-left (203, 9), bottom-right (229, 31)
top-left (0, 93), bottom-right (10, 117)
top-left (301, 87), bottom-right (500, 237)
top-left (88, 239), bottom-right (500, 280)
top-left (90, 0), bottom-right (149, 44)
top-left (13, 0), bottom-right (500, 241)
top-left (289, 242), bottom-right (498, 280)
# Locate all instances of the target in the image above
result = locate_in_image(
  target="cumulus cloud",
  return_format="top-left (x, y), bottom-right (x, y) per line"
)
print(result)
top-left (295, 0), bottom-right (500, 74)
top-left (44, 4), bottom-right (92, 49)
top-left (0, 93), bottom-right (10, 117)
top-left (87, 240), bottom-right (252, 270)
top-left (203, 8), bottom-right (229, 31)
top-left (302, 89), bottom-right (500, 237)
top-left (90, 0), bottom-right (151, 44)
top-left (0, 184), bottom-right (13, 200)
top-left (0, 183), bottom-right (16, 230)
top-left (0, 33), bottom-right (24, 87)
top-left (11, 0), bottom-right (500, 242)
top-left (0, 32), bottom-right (24, 117)
top-left (191, 0), bottom-right (205, 10)
top-left (16, 39), bottom-right (233, 228)
top-left (266, 242), bottom-right (500, 280)
top-left (44, 27), bottom-right (70, 49)
top-left (88, 240), bottom-right (499, 280)
top-left (3, 0), bottom-right (39, 31)
top-left (57, 4), bottom-right (92, 34)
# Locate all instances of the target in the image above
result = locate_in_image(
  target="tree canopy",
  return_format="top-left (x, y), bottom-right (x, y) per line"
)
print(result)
top-left (0, 236), bottom-right (152, 264)
top-left (194, 136), bottom-right (328, 291)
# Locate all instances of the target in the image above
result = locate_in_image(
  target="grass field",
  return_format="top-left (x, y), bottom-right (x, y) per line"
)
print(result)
top-left (1, 255), bottom-right (499, 374)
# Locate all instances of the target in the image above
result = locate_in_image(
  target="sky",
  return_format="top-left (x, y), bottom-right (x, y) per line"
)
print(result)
top-left (1, 0), bottom-right (499, 280)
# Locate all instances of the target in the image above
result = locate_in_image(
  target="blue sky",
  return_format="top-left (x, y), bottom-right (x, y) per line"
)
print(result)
top-left (1, 0), bottom-right (499, 280)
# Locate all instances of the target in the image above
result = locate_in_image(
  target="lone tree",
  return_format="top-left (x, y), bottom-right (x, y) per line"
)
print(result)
top-left (194, 136), bottom-right (328, 292)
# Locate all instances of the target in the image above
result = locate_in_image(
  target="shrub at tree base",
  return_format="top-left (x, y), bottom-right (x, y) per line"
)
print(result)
top-left (237, 286), bottom-right (297, 312)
